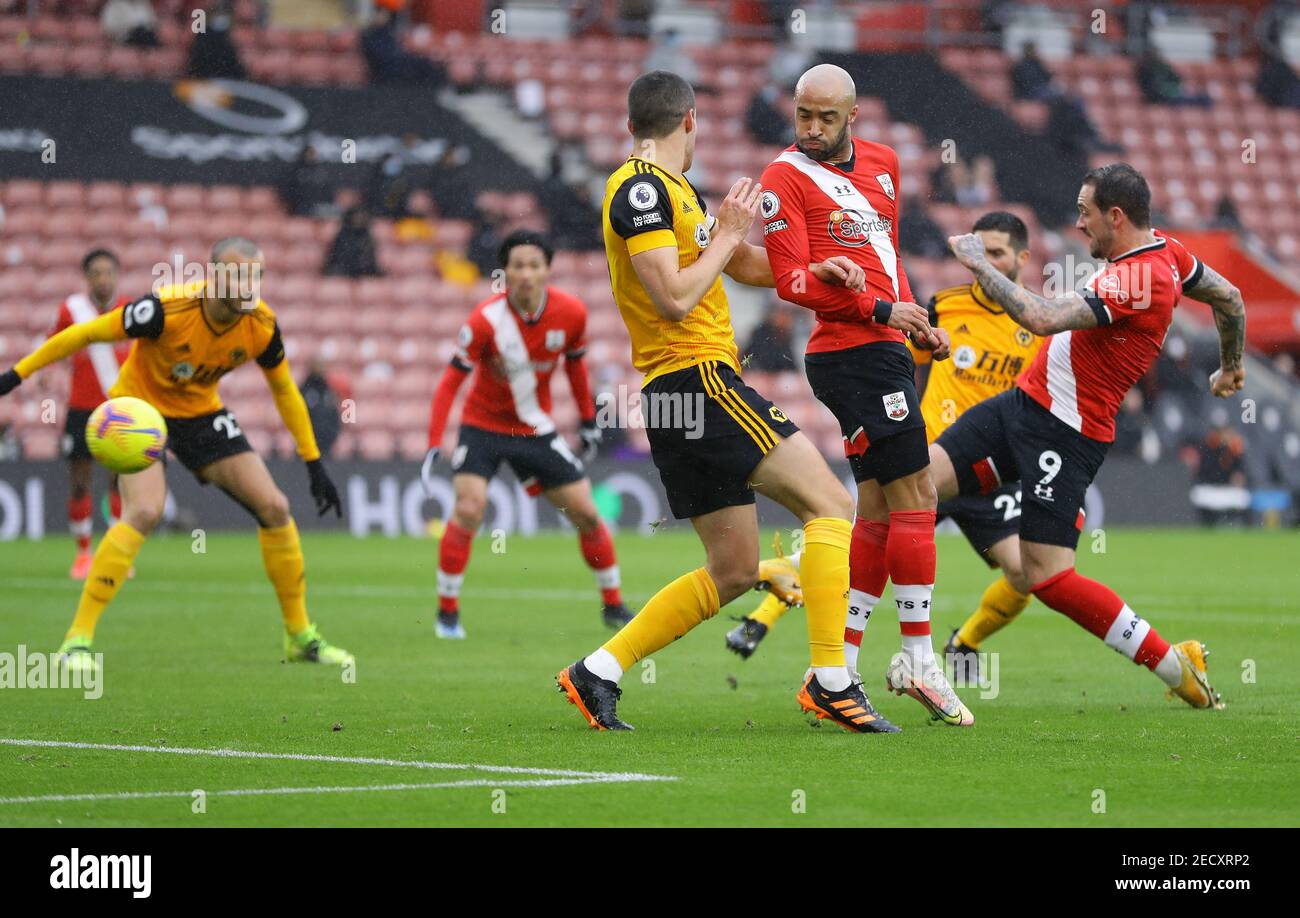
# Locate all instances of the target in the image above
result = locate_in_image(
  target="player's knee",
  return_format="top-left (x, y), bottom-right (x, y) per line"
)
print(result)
top-left (453, 495), bottom-right (485, 530)
top-left (1001, 560), bottom-right (1032, 595)
top-left (1023, 558), bottom-right (1067, 593)
top-left (567, 506), bottom-right (601, 533)
top-left (709, 559), bottom-right (760, 606)
top-left (256, 491), bottom-right (291, 528)
top-left (806, 481), bottom-right (853, 522)
top-left (124, 503), bottom-right (162, 535)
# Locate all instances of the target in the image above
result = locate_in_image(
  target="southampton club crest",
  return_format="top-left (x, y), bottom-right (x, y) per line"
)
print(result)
top-left (883, 390), bottom-right (909, 421)
top-left (876, 172), bottom-right (895, 200)
top-left (545, 329), bottom-right (566, 351)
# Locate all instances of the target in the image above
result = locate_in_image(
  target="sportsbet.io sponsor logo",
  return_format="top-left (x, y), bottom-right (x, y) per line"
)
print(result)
top-left (50, 849), bottom-right (151, 898)
top-left (827, 209), bottom-right (892, 247)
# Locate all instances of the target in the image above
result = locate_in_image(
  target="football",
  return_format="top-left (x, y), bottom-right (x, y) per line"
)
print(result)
top-left (85, 396), bottom-right (168, 474)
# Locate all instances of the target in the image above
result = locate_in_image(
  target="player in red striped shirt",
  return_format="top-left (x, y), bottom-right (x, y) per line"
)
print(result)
top-left (758, 64), bottom-right (974, 726)
top-left (938, 163), bottom-right (1243, 709)
top-left (421, 230), bottom-right (632, 638)
top-left (52, 249), bottom-right (132, 579)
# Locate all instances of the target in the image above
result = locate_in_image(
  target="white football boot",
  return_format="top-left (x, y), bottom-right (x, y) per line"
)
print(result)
top-left (885, 650), bottom-right (975, 726)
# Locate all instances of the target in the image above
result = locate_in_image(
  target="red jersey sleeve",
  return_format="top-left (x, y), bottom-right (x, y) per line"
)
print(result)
top-left (49, 302), bottom-right (72, 338)
top-left (758, 162), bottom-right (870, 323)
top-left (427, 311), bottom-right (491, 448)
top-left (1163, 233), bottom-right (1204, 293)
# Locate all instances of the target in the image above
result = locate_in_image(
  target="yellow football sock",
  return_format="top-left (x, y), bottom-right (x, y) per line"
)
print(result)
top-left (603, 568), bottom-right (719, 671)
top-left (801, 517), bottom-right (851, 668)
top-left (957, 574), bottom-right (1031, 649)
top-left (749, 592), bottom-right (792, 629)
top-left (259, 519), bottom-right (310, 635)
top-left (66, 521), bottom-right (145, 641)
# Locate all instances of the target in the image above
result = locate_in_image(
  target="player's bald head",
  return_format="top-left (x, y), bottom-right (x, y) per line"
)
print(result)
top-left (794, 64), bottom-right (856, 109)
top-left (792, 64), bottom-right (857, 163)
top-left (210, 236), bottom-right (262, 264)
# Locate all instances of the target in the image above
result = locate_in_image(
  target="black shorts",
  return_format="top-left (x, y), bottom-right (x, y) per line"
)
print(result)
top-left (451, 424), bottom-right (585, 496)
top-left (62, 407), bottom-right (94, 461)
top-left (166, 408), bottom-right (253, 477)
top-left (804, 340), bottom-right (929, 484)
top-left (935, 388), bottom-right (1109, 549)
top-left (643, 360), bottom-right (800, 519)
top-left (937, 483), bottom-right (1021, 566)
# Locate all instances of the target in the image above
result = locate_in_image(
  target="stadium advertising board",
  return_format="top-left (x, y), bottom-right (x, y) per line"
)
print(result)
top-left (0, 456), bottom-right (1197, 538)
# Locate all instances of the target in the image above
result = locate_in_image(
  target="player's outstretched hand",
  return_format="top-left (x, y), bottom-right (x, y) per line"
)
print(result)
top-left (1209, 366), bottom-right (1245, 398)
top-left (948, 233), bottom-right (987, 270)
top-left (579, 421), bottom-right (602, 463)
top-left (306, 459), bottom-right (342, 518)
top-left (912, 326), bottom-right (951, 361)
top-left (885, 301), bottom-right (932, 338)
top-left (715, 177), bottom-right (763, 240)
top-left (420, 446), bottom-right (441, 496)
top-left (810, 257), bottom-right (866, 292)
top-left (0, 369), bottom-right (21, 396)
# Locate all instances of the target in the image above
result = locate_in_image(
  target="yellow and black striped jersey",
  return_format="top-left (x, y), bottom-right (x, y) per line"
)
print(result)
top-left (602, 156), bottom-right (739, 384)
top-left (112, 281), bottom-right (282, 418)
top-left (908, 281), bottom-right (1044, 443)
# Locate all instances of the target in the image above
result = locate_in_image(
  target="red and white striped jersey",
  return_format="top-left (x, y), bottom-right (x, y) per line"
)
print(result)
top-left (759, 137), bottom-right (914, 353)
top-left (48, 293), bottom-right (132, 410)
top-left (430, 287), bottom-right (591, 440)
top-left (1018, 231), bottom-right (1202, 442)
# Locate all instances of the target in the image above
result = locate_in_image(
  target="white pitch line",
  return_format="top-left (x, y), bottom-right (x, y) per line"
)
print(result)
top-left (0, 776), bottom-right (646, 806)
top-left (0, 738), bottom-right (676, 783)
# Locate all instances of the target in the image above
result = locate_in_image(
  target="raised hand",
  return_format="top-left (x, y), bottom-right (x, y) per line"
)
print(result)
top-left (948, 233), bottom-right (988, 271)
top-left (715, 177), bottom-right (763, 240)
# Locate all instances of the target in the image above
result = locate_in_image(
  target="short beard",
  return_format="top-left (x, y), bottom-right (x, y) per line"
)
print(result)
top-left (797, 124), bottom-right (850, 163)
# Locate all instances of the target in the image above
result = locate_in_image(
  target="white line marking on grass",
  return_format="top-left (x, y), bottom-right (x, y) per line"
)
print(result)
top-left (0, 776), bottom-right (649, 806)
top-left (0, 738), bottom-right (675, 783)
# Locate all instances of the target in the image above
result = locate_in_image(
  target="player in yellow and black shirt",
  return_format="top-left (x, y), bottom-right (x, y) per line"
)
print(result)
top-left (0, 238), bottom-right (353, 670)
top-left (557, 70), bottom-right (902, 734)
top-left (908, 213), bottom-right (1043, 676)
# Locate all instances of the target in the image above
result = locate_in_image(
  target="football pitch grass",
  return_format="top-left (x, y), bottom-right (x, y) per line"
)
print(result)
top-left (1, 527), bottom-right (1297, 827)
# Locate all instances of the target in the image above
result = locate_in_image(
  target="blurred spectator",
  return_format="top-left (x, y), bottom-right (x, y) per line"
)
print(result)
top-left (743, 304), bottom-right (798, 371)
top-left (746, 85), bottom-right (793, 146)
top-left (300, 360), bottom-right (341, 458)
top-left (615, 0), bottom-right (656, 36)
top-left (931, 155), bottom-right (995, 208)
top-left (0, 421), bottom-right (19, 461)
top-left (279, 147), bottom-right (337, 218)
top-left (465, 209), bottom-right (505, 278)
top-left (323, 207), bottom-right (382, 277)
top-left (1210, 195), bottom-right (1243, 233)
top-left (1273, 351), bottom-right (1297, 379)
top-left (1046, 94), bottom-right (1121, 160)
top-left (101, 0), bottom-right (160, 48)
top-left (360, 8), bottom-right (448, 86)
top-left (645, 29), bottom-right (704, 88)
top-left (1113, 388), bottom-right (1159, 460)
top-left (427, 144), bottom-right (475, 219)
top-left (1136, 48), bottom-right (1211, 107)
top-left (1257, 49), bottom-right (1300, 109)
top-left (367, 134), bottom-right (425, 219)
top-left (899, 197), bottom-right (950, 259)
top-left (186, 3), bottom-right (246, 79)
top-left (1191, 423), bottom-right (1249, 526)
top-left (1012, 44), bottom-right (1057, 101)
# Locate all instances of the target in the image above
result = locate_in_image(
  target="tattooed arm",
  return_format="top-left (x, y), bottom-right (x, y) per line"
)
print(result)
top-left (947, 234), bottom-right (1097, 335)
top-left (1182, 261), bottom-right (1246, 398)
